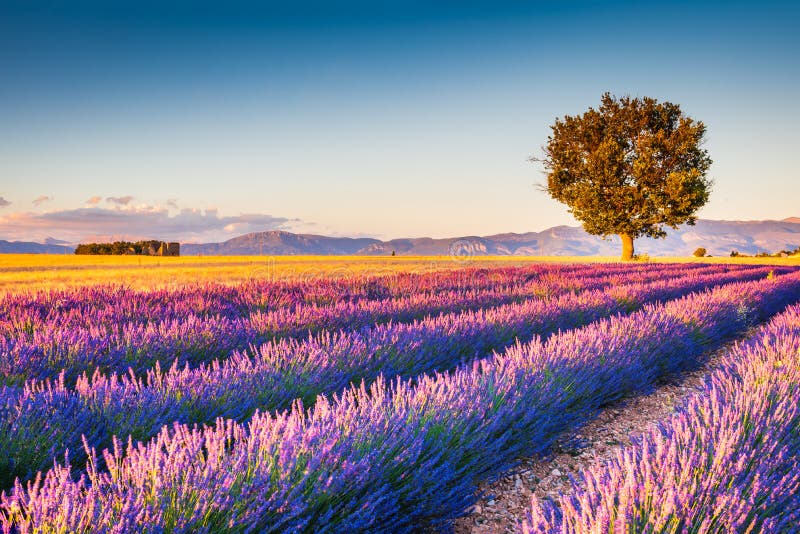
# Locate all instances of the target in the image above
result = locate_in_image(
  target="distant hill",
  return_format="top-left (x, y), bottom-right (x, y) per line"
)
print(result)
top-left (3, 219), bottom-right (797, 256)
top-left (181, 219), bottom-right (800, 257)
top-left (182, 231), bottom-right (381, 256)
top-left (0, 240), bottom-right (74, 254)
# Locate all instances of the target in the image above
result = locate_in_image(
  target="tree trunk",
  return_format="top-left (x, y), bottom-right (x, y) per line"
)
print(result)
top-left (620, 234), bottom-right (634, 261)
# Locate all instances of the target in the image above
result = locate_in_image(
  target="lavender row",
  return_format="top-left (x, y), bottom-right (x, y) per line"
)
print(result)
top-left (0, 271), bottom-right (590, 386)
top-left (523, 302), bottom-right (800, 532)
top-left (2, 262), bottom-right (638, 327)
top-left (3, 273), bottom-right (799, 533)
top-left (0, 263), bottom-right (739, 386)
top-left (3, 264), bottom-right (591, 346)
top-left (3, 262), bottom-right (721, 339)
top-left (0, 266), bottom-right (763, 489)
top-left (0, 264), bottom-right (581, 339)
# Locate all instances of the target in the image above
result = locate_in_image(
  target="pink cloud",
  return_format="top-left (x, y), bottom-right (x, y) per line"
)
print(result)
top-left (86, 196), bottom-right (103, 205)
top-left (0, 205), bottom-right (293, 244)
top-left (0, 197), bottom-right (10, 208)
top-left (106, 196), bottom-right (135, 206)
top-left (32, 195), bottom-right (52, 206)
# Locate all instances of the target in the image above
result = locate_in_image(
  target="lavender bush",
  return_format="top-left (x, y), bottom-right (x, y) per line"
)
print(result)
top-left (2, 262), bottom-right (721, 386)
top-left (0, 265), bottom-right (766, 489)
top-left (2, 272), bottom-right (798, 532)
top-left (523, 302), bottom-right (800, 533)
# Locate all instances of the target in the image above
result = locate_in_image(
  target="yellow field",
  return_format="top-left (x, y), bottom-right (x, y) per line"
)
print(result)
top-left (0, 254), bottom-right (543, 293)
top-left (0, 254), bottom-right (797, 293)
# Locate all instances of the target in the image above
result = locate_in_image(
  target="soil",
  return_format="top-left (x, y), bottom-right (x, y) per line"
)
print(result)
top-left (452, 346), bottom-right (728, 533)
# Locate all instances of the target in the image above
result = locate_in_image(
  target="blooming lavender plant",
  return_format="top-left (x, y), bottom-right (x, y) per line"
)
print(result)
top-left (0, 265), bottom-right (766, 489)
top-left (2, 262), bottom-right (713, 386)
top-left (3, 271), bottom-right (798, 533)
top-left (523, 302), bottom-right (800, 533)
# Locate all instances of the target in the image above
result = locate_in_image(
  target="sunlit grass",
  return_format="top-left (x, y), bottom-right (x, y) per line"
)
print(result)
top-left (0, 253), bottom-right (796, 293)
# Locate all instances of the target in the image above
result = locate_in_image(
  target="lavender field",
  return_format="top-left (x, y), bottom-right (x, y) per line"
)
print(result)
top-left (1, 262), bottom-right (799, 533)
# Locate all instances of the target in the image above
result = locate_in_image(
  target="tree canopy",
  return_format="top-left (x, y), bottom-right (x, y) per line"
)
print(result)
top-left (75, 240), bottom-right (168, 255)
top-left (538, 93), bottom-right (712, 260)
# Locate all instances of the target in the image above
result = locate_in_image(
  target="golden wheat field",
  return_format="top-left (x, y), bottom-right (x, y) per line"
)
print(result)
top-left (0, 253), bottom-right (796, 293)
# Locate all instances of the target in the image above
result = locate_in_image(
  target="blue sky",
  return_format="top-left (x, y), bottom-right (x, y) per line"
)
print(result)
top-left (1, 1), bottom-right (798, 243)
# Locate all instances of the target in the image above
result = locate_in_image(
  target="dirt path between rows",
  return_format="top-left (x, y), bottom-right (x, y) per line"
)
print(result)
top-left (452, 344), bottom-right (729, 533)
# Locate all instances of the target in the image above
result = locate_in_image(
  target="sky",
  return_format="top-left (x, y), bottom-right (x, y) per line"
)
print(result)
top-left (1, 0), bottom-right (798, 243)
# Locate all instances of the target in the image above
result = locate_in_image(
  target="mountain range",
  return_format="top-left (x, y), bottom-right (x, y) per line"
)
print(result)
top-left (2, 218), bottom-right (799, 257)
top-left (0, 239), bottom-right (74, 254)
top-left (182, 218), bottom-right (800, 257)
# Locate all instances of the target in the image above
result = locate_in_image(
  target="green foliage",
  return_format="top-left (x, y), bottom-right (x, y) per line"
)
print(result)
top-left (537, 93), bottom-right (712, 258)
top-left (693, 247), bottom-right (707, 257)
top-left (75, 240), bottom-right (164, 255)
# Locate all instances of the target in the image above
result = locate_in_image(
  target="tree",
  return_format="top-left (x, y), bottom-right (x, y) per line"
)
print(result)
top-left (693, 247), bottom-right (707, 257)
top-left (537, 93), bottom-right (712, 260)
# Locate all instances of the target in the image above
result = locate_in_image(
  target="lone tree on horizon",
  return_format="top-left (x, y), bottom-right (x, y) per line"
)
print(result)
top-left (537, 93), bottom-right (712, 260)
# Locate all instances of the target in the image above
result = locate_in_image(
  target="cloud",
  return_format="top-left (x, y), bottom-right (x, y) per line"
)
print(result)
top-left (0, 197), bottom-right (10, 208)
top-left (106, 196), bottom-right (134, 206)
top-left (0, 204), bottom-right (293, 244)
top-left (86, 196), bottom-right (102, 205)
top-left (166, 198), bottom-right (179, 210)
top-left (32, 195), bottom-right (52, 206)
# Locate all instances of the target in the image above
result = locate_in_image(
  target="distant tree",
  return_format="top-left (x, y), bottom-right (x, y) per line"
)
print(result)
top-left (730, 250), bottom-right (739, 257)
top-left (75, 240), bottom-right (172, 255)
top-left (391, 250), bottom-right (396, 257)
top-left (537, 93), bottom-right (713, 260)
top-left (693, 247), bottom-right (707, 257)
